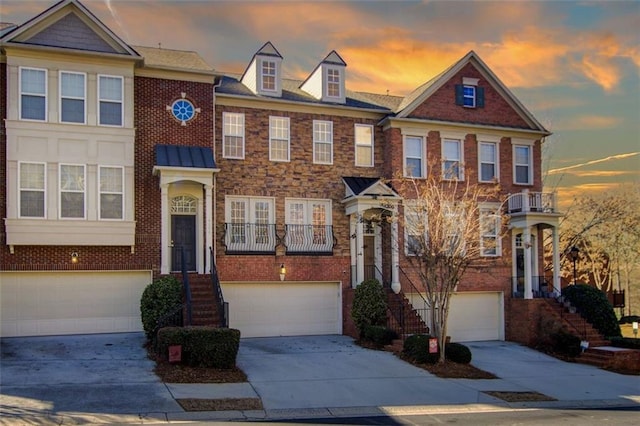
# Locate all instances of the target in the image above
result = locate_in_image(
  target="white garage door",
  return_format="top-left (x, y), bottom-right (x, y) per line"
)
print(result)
top-left (221, 281), bottom-right (341, 338)
top-left (1, 271), bottom-right (152, 337)
top-left (447, 292), bottom-right (503, 342)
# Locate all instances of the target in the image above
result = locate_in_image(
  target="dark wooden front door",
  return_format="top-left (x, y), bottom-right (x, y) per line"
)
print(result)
top-left (172, 215), bottom-right (196, 272)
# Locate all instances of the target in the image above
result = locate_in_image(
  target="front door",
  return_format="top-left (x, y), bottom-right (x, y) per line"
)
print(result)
top-left (363, 235), bottom-right (375, 281)
top-left (172, 215), bottom-right (196, 272)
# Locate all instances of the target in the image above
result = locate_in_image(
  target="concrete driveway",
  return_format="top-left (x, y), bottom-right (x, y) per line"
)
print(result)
top-left (1, 333), bottom-right (638, 424)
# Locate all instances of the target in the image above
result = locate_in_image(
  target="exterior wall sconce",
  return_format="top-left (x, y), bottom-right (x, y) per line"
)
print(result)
top-left (71, 252), bottom-right (79, 264)
top-left (279, 263), bottom-right (286, 281)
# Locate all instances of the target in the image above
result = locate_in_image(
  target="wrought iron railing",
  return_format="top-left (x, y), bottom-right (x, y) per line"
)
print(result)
top-left (284, 224), bottom-right (334, 254)
top-left (209, 246), bottom-right (228, 328)
top-left (511, 275), bottom-right (555, 298)
top-left (507, 191), bottom-right (556, 214)
top-left (223, 223), bottom-right (277, 254)
top-left (397, 267), bottom-right (431, 333)
top-left (178, 245), bottom-right (192, 325)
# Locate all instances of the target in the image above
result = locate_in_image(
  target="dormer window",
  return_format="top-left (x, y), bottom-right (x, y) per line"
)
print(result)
top-left (261, 60), bottom-right (276, 92)
top-left (327, 68), bottom-right (341, 98)
top-left (463, 85), bottom-right (476, 107)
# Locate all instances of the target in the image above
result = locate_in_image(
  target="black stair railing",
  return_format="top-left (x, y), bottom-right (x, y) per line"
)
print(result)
top-left (209, 247), bottom-right (229, 328)
top-left (177, 245), bottom-right (193, 326)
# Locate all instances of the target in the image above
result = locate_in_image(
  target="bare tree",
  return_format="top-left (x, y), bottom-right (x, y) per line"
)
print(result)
top-left (391, 170), bottom-right (504, 362)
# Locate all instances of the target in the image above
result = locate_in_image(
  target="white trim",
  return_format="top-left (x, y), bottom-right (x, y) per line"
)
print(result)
top-left (222, 112), bottom-right (245, 159)
top-left (354, 123), bottom-right (374, 167)
top-left (18, 161), bottom-right (46, 219)
top-left (463, 77), bottom-right (480, 86)
top-left (59, 70), bottom-right (87, 125)
top-left (403, 135), bottom-right (426, 178)
top-left (478, 138), bottom-right (500, 183)
top-left (441, 135), bottom-right (464, 181)
top-left (479, 202), bottom-right (501, 257)
top-left (325, 66), bottom-right (342, 99)
top-left (98, 165), bottom-right (124, 221)
top-left (260, 59), bottom-right (278, 93)
top-left (313, 120), bottom-right (333, 165)
top-left (59, 163), bottom-right (86, 220)
top-left (97, 74), bottom-right (124, 127)
top-left (513, 144), bottom-right (533, 185)
top-left (269, 116), bottom-right (290, 162)
top-left (19, 66), bottom-right (48, 122)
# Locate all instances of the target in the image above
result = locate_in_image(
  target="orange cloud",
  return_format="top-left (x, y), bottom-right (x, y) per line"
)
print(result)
top-left (578, 54), bottom-right (622, 92)
top-left (555, 114), bottom-right (624, 131)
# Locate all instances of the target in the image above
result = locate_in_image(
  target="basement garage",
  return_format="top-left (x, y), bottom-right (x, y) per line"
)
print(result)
top-left (0, 271), bottom-right (152, 337)
top-left (221, 281), bottom-right (342, 338)
top-left (447, 291), bottom-right (504, 342)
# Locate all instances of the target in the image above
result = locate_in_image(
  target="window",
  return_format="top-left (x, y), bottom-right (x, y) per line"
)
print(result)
top-left (269, 116), bottom-right (290, 161)
top-left (19, 162), bottom-right (46, 218)
top-left (261, 60), bottom-right (276, 91)
top-left (355, 124), bottom-right (374, 167)
top-left (480, 206), bottom-right (501, 256)
top-left (99, 166), bottom-right (123, 220)
top-left (463, 85), bottom-right (475, 107)
top-left (327, 68), bottom-right (341, 98)
top-left (20, 67), bottom-right (47, 121)
top-left (479, 142), bottom-right (498, 182)
top-left (442, 138), bottom-right (463, 180)
top-left (223, 112), bottom-right (245, 159)
top-left (313, 120), bottom-right (333, 164)
top-left (404, 136), bottom-right (425, 178)
top-left (455, 83), bottom-right (484, 108)
top-left (98, 75), bottom-right (123, 126)
top-left (60, 71), bottom-right (86, 124)
top-left (59, 164), bottom-right (85, 218)
top-left (514, 145), bottom-right (532, 184)
top-left (225, 196), bottom-right (276, 252)
top-left (285, 199), bottom-right (332, 253)
top-left (404, 205), bottom-right (426, 256)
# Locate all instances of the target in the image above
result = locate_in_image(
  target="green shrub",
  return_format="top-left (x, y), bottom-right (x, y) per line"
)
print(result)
top-left (156, 326), bottom-right (241, 368)
top-left (609, 336), bottom-right (640, 350)
top-left (550, 330), bottom-right (581, 357)
top-left (140, 276), bottom-right (183, 339)
top-left (562, 284), bottom-right (621, 338)
top-left (619, 315), bottom-right (640, 324)
top-left (351, 279), bottom-right (387, 336)
top-left (363, 325), bottom-right (398, 347)
top-left (403, 334), bottom-right (439, 364)
top-left (445, 342), bottom-right (472, 364)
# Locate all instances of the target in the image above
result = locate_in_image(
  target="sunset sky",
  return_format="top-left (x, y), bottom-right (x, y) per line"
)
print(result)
top-left (2, 0), bottom-right (639, 208)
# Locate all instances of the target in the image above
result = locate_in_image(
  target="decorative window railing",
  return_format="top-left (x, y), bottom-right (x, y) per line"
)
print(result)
top-left (284, 224), bottom-right (334, 255)
top-left (507, 191), bottom-right (556, 214)
top-left (224, 223), bottom-right (277, 254)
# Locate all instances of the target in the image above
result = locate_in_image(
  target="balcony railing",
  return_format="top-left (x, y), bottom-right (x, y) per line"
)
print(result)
top-left (511, 275), bottom-right (557, 298)
top-left (284, 224), bottom-right (334, 255)
top-left (224, 223), bottom-right (277, 254)
top-left (507, 191), bottom-right (557, 214)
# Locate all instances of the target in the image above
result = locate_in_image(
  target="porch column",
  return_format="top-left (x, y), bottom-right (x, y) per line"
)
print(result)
top-left (356, 213), bottom-right (365, 286)
top-left (160, 183), bottom-right (170, 275)
top-left (552, 225), bottom-right (561, 295)
top-left (205, 183), bottom-right (213, 275)
top-left (391, 219), bottom-right (400, 294)
top-left (523, 227), bottom-right (533, 299)
top-left (350, 215), bottom-right (357, 288)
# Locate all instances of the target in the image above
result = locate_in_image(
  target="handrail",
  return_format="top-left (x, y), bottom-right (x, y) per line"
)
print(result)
top-left (399, 266), bottom-right (430, 310)
top-left (209, 246), bottom-right (229, 328)
top-left (179, 246), bottom-right (192, 326)
top-left (507, 191), bottom-right (556, 214)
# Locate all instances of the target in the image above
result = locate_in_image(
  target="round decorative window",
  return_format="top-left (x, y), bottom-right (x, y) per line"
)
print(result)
top-left (171, 99), bottom-right (195, 123)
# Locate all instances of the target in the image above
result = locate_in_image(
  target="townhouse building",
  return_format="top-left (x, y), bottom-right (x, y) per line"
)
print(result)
top-left (1, 0), bottom-right (563, 344)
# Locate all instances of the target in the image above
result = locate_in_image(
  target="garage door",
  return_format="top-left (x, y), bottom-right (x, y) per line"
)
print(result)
top-left (447, 292), bottom-right (503, 342)
top-left (1, 271), bottom-right (152, 337)
top-left (221, 281), bottom-right (341, 338)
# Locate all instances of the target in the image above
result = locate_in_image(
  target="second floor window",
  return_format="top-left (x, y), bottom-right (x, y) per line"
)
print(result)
top-left (480, 207), bottom-right (501, 256)
top-left (514, 145), bottom-right (532, 185)
top-left (98, 75), bottom-right (123, 126)
top-left (223, 112), bottom-right (245, 159)
top-left (262, 60), bottom-right (276, 91)
top-left (225, 196), bottom-right (276, 253)
top-left (479, 142), bottom-right (498, 182)
top-left (19, 162), bottom-right (46, 218)
top-left (60, 164), bottom-right (85, 219)
top-left (60, 71), bottom-right (86, 124)
top-left (327, 68), bottom-right (340, 98)
top-left (20, 67), bottom-right (47, 121)
top-left (270, 116), bottom-right (290, 162)
top-left (355, 124), bottom-right (374, 167)
top-left (313, 120), bottom-right (333, 164)
top-left (285, 198), bottom-right (332, 253)
top-left (99, 166), bottom-right (124, 220)
top-left (443, 138), bottom-right (463, 180)
top-left (404, 136), bottom-right (425, 178)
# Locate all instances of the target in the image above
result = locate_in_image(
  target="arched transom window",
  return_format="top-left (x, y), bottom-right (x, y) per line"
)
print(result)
top-left (171, 195), bottom-right (197, 214)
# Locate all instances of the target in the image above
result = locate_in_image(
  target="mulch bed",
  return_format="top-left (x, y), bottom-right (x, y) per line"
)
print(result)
top-left (177, 398), bottom-right (263, 411)
top-left (483, 391), bottom-right (557, 402)
top-left (148, 346), bottom-right (248, 383)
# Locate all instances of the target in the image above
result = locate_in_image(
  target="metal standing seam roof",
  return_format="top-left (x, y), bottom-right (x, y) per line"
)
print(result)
top-left (154, 145), bottom-right (216, 169)
top-left (343, 177), bottom-right (383, 196)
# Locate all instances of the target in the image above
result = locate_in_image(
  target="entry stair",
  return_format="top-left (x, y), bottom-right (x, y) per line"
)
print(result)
top-left (384, 289), bottom-right (429, 354)
top-left (542, 297), bottom-right (636, 370)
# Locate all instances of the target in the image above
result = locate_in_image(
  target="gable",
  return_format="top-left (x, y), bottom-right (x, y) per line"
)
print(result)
top-left (24, 12), bottom-right (119, 54)
top-left (405, 62), bottom-right (531, 129)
